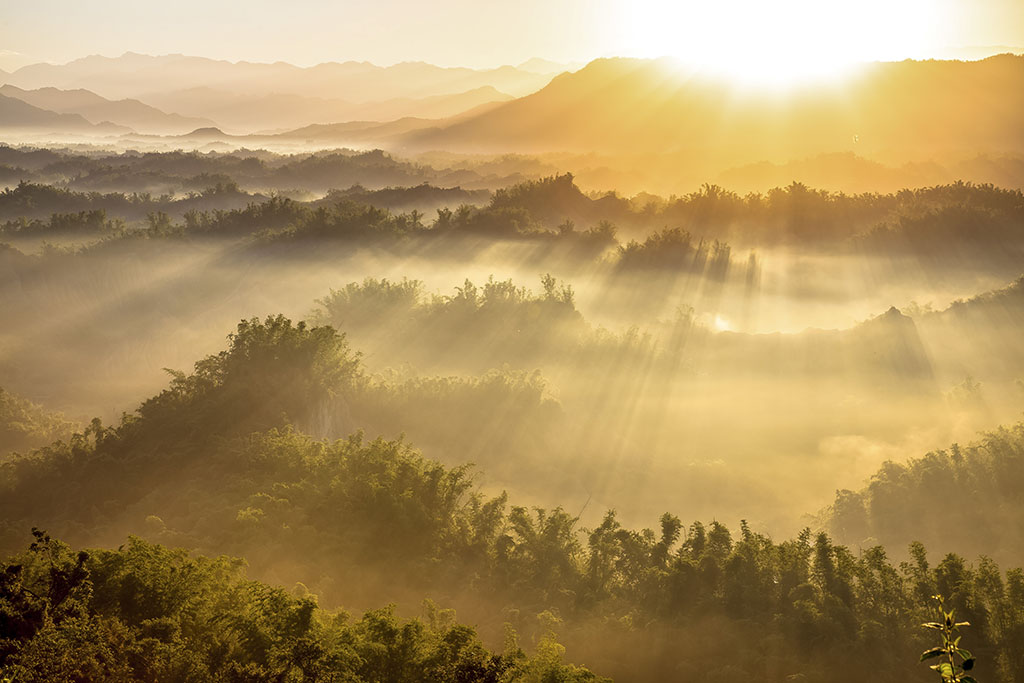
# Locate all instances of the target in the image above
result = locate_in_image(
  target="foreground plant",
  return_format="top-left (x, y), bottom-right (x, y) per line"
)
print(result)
top-left (921, 594), bottom-right (977, 682)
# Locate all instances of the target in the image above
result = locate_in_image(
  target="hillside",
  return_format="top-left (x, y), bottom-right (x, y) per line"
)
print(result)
top-left (139, 85), bottom-right (513, 132)
top-left (0, 84), bottom-right (213, 134)
top-left (2, 316), bottom-right (1023, 682)
top-left (823, 424), bottom-right (1024, 563)
top-left (402, 55), bottom-right (1024, 163)
top-left (6, 0), bottom-right (1024, 680)
top-left (0, 93), bottom-right (129, 133)
top-left (0, 532), bottom-right (602, 682)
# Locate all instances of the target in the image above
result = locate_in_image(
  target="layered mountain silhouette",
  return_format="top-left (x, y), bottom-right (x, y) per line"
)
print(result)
top-left (138, 85), bottom-right (513, 132)
top-left (0, 93), bottom-right (129, 133)
top-left (5, 52), bottom-right (1023, 183)
top-left (0, 84), bottom-right (211, 134)
top-left (273, 97), bottom-right (512, 144)
top-left (2, 53), bottom-right (558, 102)
top-left (400, 55), bottom-right (1024, 161)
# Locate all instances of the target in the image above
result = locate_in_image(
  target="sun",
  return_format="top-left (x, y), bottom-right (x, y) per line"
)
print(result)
top-left (618, 0), bottom-right (944, 88)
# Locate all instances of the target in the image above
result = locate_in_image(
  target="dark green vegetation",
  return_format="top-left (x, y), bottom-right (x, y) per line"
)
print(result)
top-left (2, 317), bottom-right (1024, 681)
top-left (0, 146), bottom-right (526, 200)
top-left (312, 275), bottom-right (587, 371)
top-left (824, 424), bottom-right (1024, 563)
top-left (3, 146), bottom-right (1023, 256)
top-left (4, 146), bottom-right (1024, 681)
top-left (0, 530), bottom-right (603, 682)
top-left (920, 595), bottom-right (978, 683)
top-left (4, 163), bottom-right (1024, 527)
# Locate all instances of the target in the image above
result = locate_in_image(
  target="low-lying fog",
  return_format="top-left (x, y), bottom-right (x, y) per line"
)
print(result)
top-left (4, 232), bottom-right (1021, 540)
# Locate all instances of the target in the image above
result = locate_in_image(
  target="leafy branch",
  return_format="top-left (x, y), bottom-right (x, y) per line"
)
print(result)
top-left (921, 594), bottom-right (976, 682)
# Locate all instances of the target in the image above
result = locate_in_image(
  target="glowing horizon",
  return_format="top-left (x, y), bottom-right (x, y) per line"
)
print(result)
top-left (616, 0), bottom-right (953, 87)
top-left (0, 0), bottom-right (1022, 76)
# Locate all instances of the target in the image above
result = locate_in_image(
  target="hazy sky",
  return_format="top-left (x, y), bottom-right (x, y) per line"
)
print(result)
top-left (1, 0), bottom-right (1023, 72)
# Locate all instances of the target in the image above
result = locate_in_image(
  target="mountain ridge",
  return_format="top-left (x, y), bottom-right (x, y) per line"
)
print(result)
top-left (0, 84), bottom-right (213, 134)
top-left (3, 52), bottom-right (558, 103)
top-left (0, 93), bottom-right (131, 134)
top-left (399, 54), bottom-right (1024, 161)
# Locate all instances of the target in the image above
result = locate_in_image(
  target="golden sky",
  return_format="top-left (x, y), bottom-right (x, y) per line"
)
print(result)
top-left (1, 0), bottom-right (1022, 73)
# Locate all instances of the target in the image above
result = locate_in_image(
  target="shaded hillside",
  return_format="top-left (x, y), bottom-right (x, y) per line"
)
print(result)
top-left (695, 306), bottom-right (935, 382)
top-left (139, 85), bottom-right (513, 132)
top-left (280, 117), bottom-right (444, 144)
top-left (912, 276), bottom-right (1024, 392)
top-left (0, 146), bottom-right (544, 195)
top-left (0, 84), bottom-right (212, 134)
top-left (313, 183), bottom-right (490, 212)
top-left (0, 180), bottom-right (259, 222)
top-left (404, 55), bottom-right (1024, 163)
top-left (1, 317), bottom-right (1024, 682)
top-left (0, 532), bottom-right (602, 682)
top-left (823, 424), bottom-right (1024, 565)
top-left (0, 94), bottom-right (129, 133)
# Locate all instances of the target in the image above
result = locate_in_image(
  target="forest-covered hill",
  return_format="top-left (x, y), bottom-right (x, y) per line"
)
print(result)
top-left (2, 316), bottom-right (1024, 681)
top-left (3, 146), bottom-right (1024, 681)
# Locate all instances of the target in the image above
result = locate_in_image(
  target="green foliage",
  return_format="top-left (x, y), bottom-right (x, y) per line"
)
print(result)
top-left (6, 415), bottom-right (1024, 680)
top-left (183, 195), bottom-right (307, 235)
top-left (256, 200), bottom-right (428, 242)
top-left (0, 209), bottom-right (121, 237)
top-left (824, 425), bottom-right (1024, 563)
top-left (4, 144), bottom-right (1024, 256)
top-left (319, 183), bottom-right (489, 212)
top-left (0, 179), bottom-right (258, 224)
top-left (3, 310), bottom-right (1024, 680)
top-left (921, 594), bottom-right (978, 683)
top-left (0, 532), bottom-right (606, 682)
top-left (616, 228), bottom-right (731, 277)
top-left (135, 314), bottom-right (362, 437)
top-left (310, 275), bottom-right (667, 377)
top-left (858, 203), bottom-right (1024, 261)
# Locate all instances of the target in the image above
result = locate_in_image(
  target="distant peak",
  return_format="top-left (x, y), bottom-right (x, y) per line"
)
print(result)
top-left (873, 306), bottom-right (914, 325)
top-left (184, 126), bottom-right (226, 137)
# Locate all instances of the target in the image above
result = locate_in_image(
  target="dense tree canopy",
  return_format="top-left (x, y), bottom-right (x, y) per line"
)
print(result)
top-left (0, 531), bottom-right (605, 682)
top-left (2, 316), bottom-right (1024, 681)
top-left (4, 146), bottom-right (1024, 682)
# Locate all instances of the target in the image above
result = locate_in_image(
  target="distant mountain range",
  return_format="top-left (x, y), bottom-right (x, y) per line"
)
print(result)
top-left (1, 53), bottom-right (560, 102)
top-left (138, 85), bottom-right (514, 133)
top-left (398, 54), bottom-right (1024, 162)
top-left (2, 52), bottom-right (1023, 195)
top-left (0, 53), bottom-right (555, 134)
top-left (0, 85), bottom-right (212, 134)
top-left (0, 93), bottom-right (129, 134)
